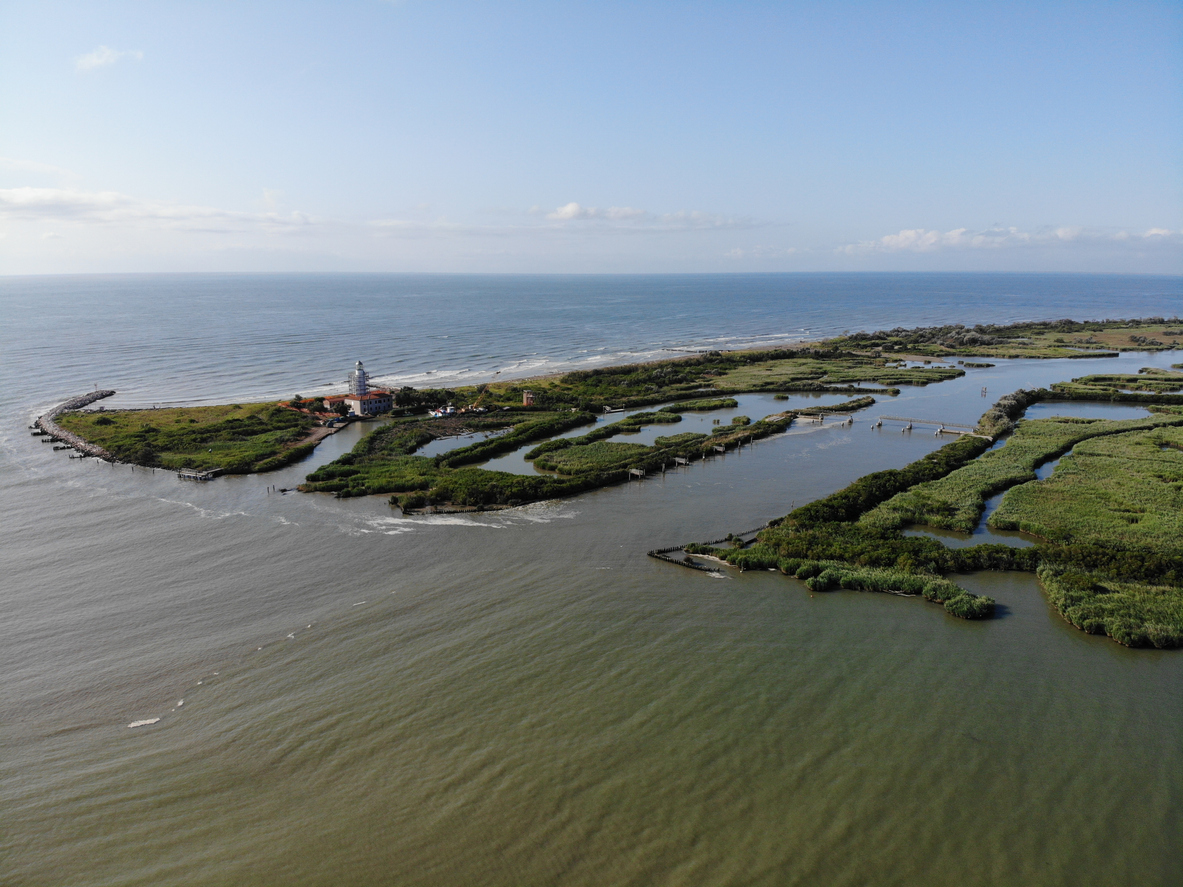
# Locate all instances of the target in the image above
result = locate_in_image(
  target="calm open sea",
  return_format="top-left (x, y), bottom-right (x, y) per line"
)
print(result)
top-left (1, 273), bottom-right (1181, 886)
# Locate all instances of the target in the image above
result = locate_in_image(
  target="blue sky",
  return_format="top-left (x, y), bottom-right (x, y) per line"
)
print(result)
top-left (1, 0), bottom-right (1180, 273)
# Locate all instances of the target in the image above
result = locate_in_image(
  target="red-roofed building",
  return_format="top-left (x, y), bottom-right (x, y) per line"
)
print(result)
top-left (345, 391), bottom-right (392, 416)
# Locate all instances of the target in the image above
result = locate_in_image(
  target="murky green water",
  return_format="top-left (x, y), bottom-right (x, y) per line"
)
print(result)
top-left (3, 315), bottom-right (1182, 883)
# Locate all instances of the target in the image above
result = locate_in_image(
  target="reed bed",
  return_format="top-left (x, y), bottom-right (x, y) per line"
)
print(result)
top-left (860, 414), bottom-right (1183, 534)
top-left (691, 386), bottom-right (1183, 643)
top-left (992, 425), bottom-right (1183, 551)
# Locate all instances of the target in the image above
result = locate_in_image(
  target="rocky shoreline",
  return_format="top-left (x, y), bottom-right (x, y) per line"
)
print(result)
top-left (35, 390), bottom-right (117, 460)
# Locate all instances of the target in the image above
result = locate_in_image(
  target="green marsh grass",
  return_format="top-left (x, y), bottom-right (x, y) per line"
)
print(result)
top-left (57, 403), bottom-right (318, 473)
top-left (860, 413), bottom-right (1183, 534)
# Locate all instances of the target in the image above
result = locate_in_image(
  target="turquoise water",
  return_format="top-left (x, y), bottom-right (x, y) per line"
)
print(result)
top-left (1, 274), bottom-right (1181, 886)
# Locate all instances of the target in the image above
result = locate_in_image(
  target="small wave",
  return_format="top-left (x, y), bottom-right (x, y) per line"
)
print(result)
top-left (418, 514), bottom-right (504, 528)
top-left (156, 498), bottom-right (250, 521)
top-left (128, 718), bottom-right (160, 728)
top-left (508, 503), bottom-right (579, 523)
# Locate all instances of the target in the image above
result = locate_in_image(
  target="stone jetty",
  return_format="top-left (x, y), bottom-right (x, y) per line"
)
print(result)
top-left (35, 390), bottom-right (117, 460)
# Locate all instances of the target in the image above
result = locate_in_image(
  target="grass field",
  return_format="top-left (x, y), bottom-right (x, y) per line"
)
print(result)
top-left (56, 403), bottom-right (319, 473)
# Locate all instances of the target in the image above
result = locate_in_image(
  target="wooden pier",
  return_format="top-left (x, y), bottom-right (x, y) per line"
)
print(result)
top-left (177, 469), bottom-right (218, 481)
top-left (876, 415), bottom-right (991, 439)
top-left (797, 412), bottom-right (853, 425)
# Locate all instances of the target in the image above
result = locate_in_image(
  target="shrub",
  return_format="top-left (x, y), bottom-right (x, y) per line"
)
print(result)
top-left (778, 557), bottom-right (803, 575)
top-left (943, 594), bottom-right (995, 619)
top-left (795, 562), bottom-right (822, 579)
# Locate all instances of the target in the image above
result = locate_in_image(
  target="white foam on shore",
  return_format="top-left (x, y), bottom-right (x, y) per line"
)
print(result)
top-left (128, 718), bottom-right (160, 728)
top-left (360, 334), bottom-right (814, 392)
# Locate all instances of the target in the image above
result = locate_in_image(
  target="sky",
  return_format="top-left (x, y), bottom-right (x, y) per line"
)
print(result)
top-left (1, 0), bottom-right (1181, 275)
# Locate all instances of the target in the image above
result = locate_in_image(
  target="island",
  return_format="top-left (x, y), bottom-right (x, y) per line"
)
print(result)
top-left (42, 316), bottom-right (1183, 647)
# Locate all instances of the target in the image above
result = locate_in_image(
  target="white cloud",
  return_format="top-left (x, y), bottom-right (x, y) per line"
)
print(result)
top-left (369, 217), bottom-right (470, 236)
top-left (541, 202), bottom-right (758, 232)
top-left (656, 210), bottom-right (756, 231)
top-left (75, 46), bottom-right (143, 72)
top-left (726, 245), bottom-right (798, 259)
top-left (0, 186), bottom-right (758, 244)
top-left (840, 225), bottom-right (1182, 255)
top-left (0, 187), bottom-right (317, 233)
top-left (546, 202), bottom-right (646, 221)
top-left (0, 156), bottom-right (80, 182)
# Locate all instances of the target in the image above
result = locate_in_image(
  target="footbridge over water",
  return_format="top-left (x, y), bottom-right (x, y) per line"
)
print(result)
top-left (876, 415), bottom-right (992, 439)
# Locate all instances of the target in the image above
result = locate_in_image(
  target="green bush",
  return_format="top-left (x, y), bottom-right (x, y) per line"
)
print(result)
top-left (943, 593), bottom-right (996, 619)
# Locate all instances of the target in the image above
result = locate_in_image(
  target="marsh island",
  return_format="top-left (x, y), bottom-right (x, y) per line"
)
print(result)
top-left (47, 317), bottom-right (1183, 647)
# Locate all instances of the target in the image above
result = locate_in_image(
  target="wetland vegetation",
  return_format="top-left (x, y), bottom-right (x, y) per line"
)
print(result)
top-left (829, 317), bottom-right (1183, 359)
top-left (54, 316), bottom-right (1183, 647)
top-left (691, 369), bottom-right (1183, 646)
top-left (303, 397), bottom-right (874, 505)
top-left (55, 402), bottom-right (319, 473)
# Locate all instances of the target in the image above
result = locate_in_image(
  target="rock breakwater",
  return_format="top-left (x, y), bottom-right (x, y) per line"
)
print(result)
top-left (35, 390), bottom-right (117, 460)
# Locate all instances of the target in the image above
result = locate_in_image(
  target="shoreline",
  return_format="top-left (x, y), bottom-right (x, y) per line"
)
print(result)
top-left (35, 390), bottom-right (117, 460)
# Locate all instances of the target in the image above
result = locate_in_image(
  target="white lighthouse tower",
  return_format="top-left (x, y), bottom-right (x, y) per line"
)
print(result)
top-left (349, 360), bottom-right (368, 397)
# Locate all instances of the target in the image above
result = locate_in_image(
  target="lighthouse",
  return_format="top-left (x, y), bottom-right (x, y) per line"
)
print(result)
top-left (349, 360), bottom-right (368, 397)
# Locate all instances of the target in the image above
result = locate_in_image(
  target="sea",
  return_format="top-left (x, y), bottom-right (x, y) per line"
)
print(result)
top-left (1, 273), bottom-right (1181, 887)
